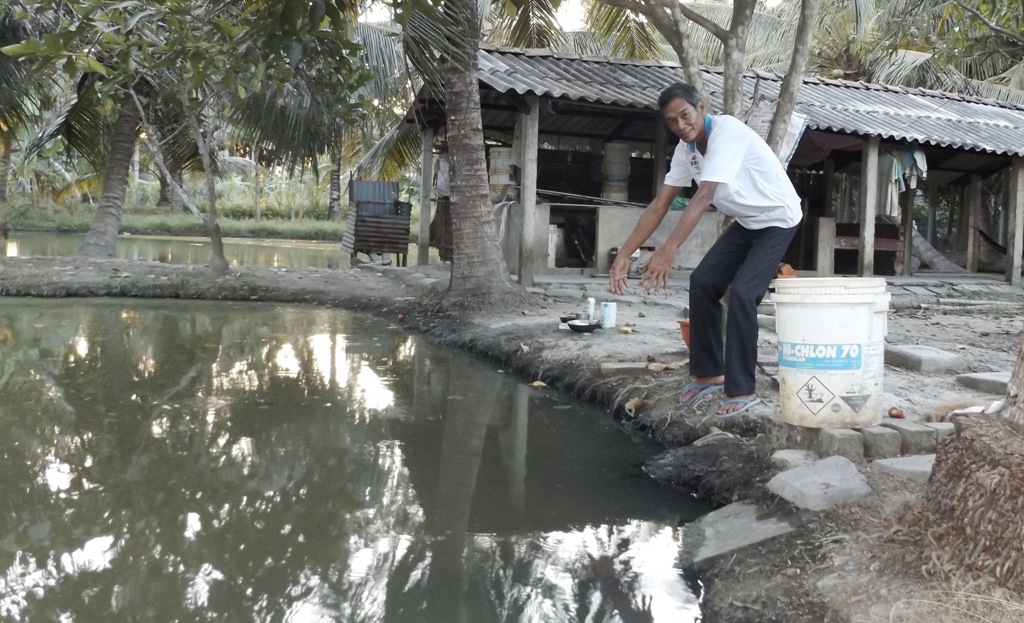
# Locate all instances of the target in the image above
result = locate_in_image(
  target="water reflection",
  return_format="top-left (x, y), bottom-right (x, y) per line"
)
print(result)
top-left (0, 299), bottom-right (705, 621)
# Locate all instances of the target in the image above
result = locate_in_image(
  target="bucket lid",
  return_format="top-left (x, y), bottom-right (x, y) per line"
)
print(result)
top-left (773, 277), bottom-right (888, 296)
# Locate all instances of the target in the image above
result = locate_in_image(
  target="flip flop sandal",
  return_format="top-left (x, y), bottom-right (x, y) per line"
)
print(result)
top-left (678, 382), bottom-right (724, 407)
top-left (715, 395), bottom-right (762, 417)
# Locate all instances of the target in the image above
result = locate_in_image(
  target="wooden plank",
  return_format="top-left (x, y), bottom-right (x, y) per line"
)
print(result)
top-left (835, 237), bottom-right (901, 251)
top-left (822, 159), bottom-right (835, 218)
top-left (652, 121), bottom-right (667, 197)
top-left (1007, 158), bottom-right (1024, 286)
top-left (858, 137), bottom-right (880, 276)
top-left (517, 96), bottom-right (540, 286)
top-left (966, 174), bottom-right (982, 273)
top-left (418, 128), bottom-right (434, 266)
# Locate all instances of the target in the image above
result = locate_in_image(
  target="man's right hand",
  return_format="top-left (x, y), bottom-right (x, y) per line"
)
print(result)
top-left (608, 255), bottom-right (632, 295)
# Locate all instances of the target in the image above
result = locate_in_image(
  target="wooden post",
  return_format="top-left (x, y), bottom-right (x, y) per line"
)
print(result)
top-left (858, 137), bottom-right (880, 276)
top-left (417, 127), bottom-right (434, 266)
top-left (816, 216), bottom-right (836, 276)
top-left (517, 96), bottom-right (541, 286)
top-left (652, 120), bottom-right (667, 197)
top-left (925, 177), bottom-right (937, 245)
top-left (966, 174), bottom-right (983, 273)
top-left (901, 189), bottom-right (916, 276)
top-left (1007, 158), bottom-right (1024, 286)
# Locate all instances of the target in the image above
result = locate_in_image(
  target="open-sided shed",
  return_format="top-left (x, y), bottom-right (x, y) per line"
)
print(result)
top-left (407, 46), bottom-right (1024, 287)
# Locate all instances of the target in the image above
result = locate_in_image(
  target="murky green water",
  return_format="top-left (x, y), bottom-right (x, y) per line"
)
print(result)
top-left (0, 298), bottom-right (705, 622)
top-left (4, 232), bottom-right (357, 269)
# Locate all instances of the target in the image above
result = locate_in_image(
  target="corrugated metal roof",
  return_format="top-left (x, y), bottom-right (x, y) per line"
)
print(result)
top-left (476, 47), bottom-right (1024, 158)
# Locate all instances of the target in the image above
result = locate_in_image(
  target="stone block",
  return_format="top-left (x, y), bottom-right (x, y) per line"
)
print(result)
top-left (879, 418), bottom-right (936, 454)
top-left (679, 502), bottom-right (794, 567)
top-left (884, 344), bottom-right (966, 374)
top-left (544, 287), bottom-right (585, 300)
top-left (598, 362), bottom-right (649, 376)
top-left (768, 418), bottom-right (821, 452)
top-left (767, 456), bottom-right (872, 511)
top-left (757, 314), bottom-right (776, 331)
top-left (816, 429), bottom-right (864, 461)
top-left (956, 372), bottom-right (1011, 395)
top-left (526, 287), bottom-right (546, 295)
top-left (860, 426), bottom-right (902, 459)
top-left (771, 449), bottom-right (818, 471)
top-left (924, 421), bottom-right (955, 446)
top-left (871, 455), bottom-right (936, 484)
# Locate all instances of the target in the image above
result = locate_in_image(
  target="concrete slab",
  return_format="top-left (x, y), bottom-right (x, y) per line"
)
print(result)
top-left (924, 421), bottom-right (955, 446)
top-left (860, 426), bottom-right (902, 459)
top-left (599, 362), bottom-right (650, 375)
top-left (879, 418), bottom-right (937, 454)
top-left (817, 429), bottom-right (864, 461)
top-left (884, 344), bottom-right (966, 374)
top-left (872, 454), bottom-right (936, 483)
top-left (956, 372), bottom-right (1011, 395)
top-left (679, 502), bottom-right (794, 567)
top-left (767, 456), bottom-right (872, 511)
top-left (771, 449), bottom-right (818, 470)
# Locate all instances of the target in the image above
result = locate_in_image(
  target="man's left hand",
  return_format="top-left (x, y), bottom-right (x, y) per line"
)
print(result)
top-left (638, 248), bottom-right (674, 294)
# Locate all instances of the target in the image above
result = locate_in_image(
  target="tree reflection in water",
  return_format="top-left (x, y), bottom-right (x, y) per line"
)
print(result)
top-left (0, 299), bottom-right (704, 622)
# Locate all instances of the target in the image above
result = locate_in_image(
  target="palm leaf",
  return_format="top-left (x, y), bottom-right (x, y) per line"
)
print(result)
top-left (584, 3), bottom-right (663, 60)
top-left (353, 119), bottom-right (421, 181)
top-left (490, 0), bottom-right (567, 49)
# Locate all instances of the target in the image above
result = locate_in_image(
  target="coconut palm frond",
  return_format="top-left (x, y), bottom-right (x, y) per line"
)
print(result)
top-left (355, 21), bottom-right (411, 104)
top-left (584, 2), bottom-right (662, 60)
top-left (353, 119), bottom-right (421, 180)
top-left (558, 31), bottom-right (614, 57)
top-left (25, 88), bottom-right (109, 167)
top-left (396, 4), bottom-right (462, 98)
top-left (53, 173), bottom-right (101, 204)
top-left (0, 9), bottom-right (39, 133)
top-left (490, 0), bottom-right (567, 49)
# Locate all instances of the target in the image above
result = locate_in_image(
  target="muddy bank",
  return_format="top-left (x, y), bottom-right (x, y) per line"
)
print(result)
top-left (1, 256), bottom-right (1020, 622)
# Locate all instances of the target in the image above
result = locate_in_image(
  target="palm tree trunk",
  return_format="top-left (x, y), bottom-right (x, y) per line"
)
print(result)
top-left (443, 0), bottom-right (522, 302)
top-left (328, 148), bottom-right (342, 222)
top-left (182, 88), bottom-right (229, 275)
top-left (766, 0), bottom-right (819, 152)
top-left (0, 133), bottom-right (11, 204)
top-left (76, 88), bottom-right (141, 258)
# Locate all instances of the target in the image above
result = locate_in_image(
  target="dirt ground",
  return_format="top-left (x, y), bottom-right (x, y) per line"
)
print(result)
top-left (1, 255), bottom-right (1021, 622)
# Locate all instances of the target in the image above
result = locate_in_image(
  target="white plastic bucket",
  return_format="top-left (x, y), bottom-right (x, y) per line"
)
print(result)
top-left (773, 277), bottom-right (890, 429)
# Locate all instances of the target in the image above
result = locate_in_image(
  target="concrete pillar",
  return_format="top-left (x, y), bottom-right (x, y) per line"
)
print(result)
top-left (517, 97), bottom-right (541, 286)
top-left (858, 137), bottom-right (880, 276)
top-left (1007, 158), bottom-right (1024, 286)
top-left (417, 128), bottom-right (434, 266)
top-left (816, 216), bottom-right (836, 276)
top-left (966, 174), bottom-right (982, 273)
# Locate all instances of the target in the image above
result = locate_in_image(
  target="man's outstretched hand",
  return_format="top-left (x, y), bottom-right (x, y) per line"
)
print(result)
top-left (608, 255), bottom-right (631, 294)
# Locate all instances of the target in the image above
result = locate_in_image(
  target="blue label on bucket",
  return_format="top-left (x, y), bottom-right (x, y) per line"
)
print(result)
top-left (779, 343), bottom-right (861, 371)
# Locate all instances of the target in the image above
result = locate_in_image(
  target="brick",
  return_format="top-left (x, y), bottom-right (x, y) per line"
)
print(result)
top-left (955, 372), bottom-right (1011, 395)
top-left (860, 426), bottom-right (902, 459)
top-left (871, 455), bottom-right (935, 484)
top-left (884, 344), bottom-right (966, 374)
top-left (599, 362), bottom-right (650, 375)
top-left (879, 418), bottom-right (937, 455)
top-left (924, 422), bottom-right (955, 446)
top-left (817, 429), bottom-right (864, 461)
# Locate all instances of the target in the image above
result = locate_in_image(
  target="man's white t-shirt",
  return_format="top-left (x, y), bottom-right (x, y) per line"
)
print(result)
top-left (663, 115), bottom-right (802, 230)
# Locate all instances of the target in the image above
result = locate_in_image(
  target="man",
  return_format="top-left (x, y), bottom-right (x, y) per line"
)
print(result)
top-left (608, 83), bottom-right (802, 417)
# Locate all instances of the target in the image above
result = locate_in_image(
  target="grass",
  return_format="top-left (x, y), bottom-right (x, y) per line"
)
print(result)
top-left (878, 583), bottom-right (1024, 623)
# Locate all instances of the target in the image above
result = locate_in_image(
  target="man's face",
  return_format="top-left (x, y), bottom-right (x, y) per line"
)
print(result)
top-left (662, 97), bottom-right (706, 143)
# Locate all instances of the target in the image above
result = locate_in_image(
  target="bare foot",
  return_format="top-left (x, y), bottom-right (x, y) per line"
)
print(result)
top-left (715, 394), bottom-right (761, 416)
top-left (678, 375), bottom-right (725, 404)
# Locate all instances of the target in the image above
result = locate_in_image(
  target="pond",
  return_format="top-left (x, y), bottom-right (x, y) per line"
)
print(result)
top-left (3, 231), bottom-right (431, 270)
top-left (0, 298), bottom-right (707, 622)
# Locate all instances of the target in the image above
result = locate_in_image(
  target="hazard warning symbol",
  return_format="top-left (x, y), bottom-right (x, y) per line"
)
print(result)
top-left (797, 376), bottom-right (835, 415)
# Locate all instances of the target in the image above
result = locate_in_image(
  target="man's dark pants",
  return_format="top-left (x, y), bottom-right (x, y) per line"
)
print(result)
top-left (688, 221), bottom-right (799, 397)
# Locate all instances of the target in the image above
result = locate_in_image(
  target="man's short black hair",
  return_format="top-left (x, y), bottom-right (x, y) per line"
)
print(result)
top-left (658, 83), bottom-right (702, 110)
